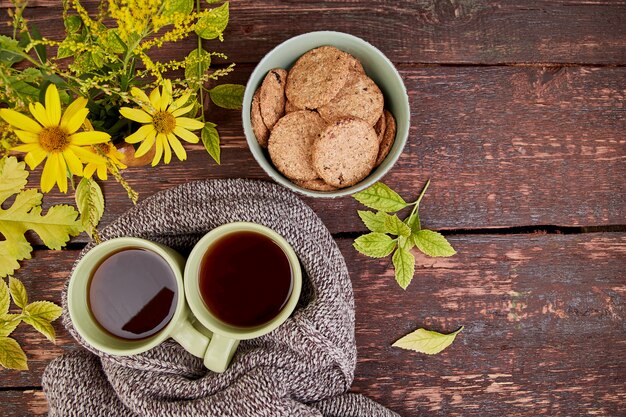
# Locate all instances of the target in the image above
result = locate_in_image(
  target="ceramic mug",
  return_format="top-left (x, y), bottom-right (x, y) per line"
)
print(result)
top-left (184, 222), bottom-right (302, 373)
top-left (68, 237), bottom-right (211, 358)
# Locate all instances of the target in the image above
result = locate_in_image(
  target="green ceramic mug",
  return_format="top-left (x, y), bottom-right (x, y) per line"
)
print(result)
top-left (68, 237), bottom-right (211, 358)
top-left (184, 222), bottom-right (302, 373)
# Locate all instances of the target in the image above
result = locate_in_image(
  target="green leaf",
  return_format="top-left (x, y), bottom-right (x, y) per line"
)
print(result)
top-left (357, 210), bottom-right (390, 233)
top-left (102, 30), bottom-right (125, 54)
top-left (163, 0), bottom-right (194, 18)
top-left (0, 156), bottom-right (28, 202)
top-left (392, 326), bottom-right (464, 355)
top-left (195, 2), bottom-right (229, 40)
top-left (64, 15), bottom-right (82, 33)
top-left (23, 301), bottom-right (62, 342)
top-left (29, 26), bottom-right (47, 63)
top-left (201, 122), bottom-right (221, 164)
top-left (384, 214), bottom-right (411, 237)
top-left (0, 336), bottom-right (28, 370)
top-left (208, 84), bottom-right (245, 110)
top-left (24, 301), bottom-right (62, 322)
top-left (398, 235), bottom-right (414, 251)
top-left (412, 230), bottom-right (456, 257)
top-left (75, 177), bottom-right (104, 241)
top-left (184, 47), bottom-right (211, 86)
top-left (9, 277), bottom-right (27, 309)
top-left (0, 35), bottom-right (24, 66)
top-left (10, 80), bottom-right (40, 100)
top-left (353, 182), bottom-right (407, 213)
top-left (353, 232), bottom-right (396, 258)
top-left (0, 314), bottom-right (21, 337)
top-left (0, 157), bottom-right (82, 277)
top-left (405, 211), bottom-right (420, 234)
top-left (392, 248), bottom-right (415, 289)
top-left (0, 280), bottom-right (9, 315)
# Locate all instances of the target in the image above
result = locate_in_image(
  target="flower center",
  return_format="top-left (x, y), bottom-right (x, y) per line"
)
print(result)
top-left (152, 111), bottom-right (176, 134)
top-left (39, 127), bottom-right (70, 152)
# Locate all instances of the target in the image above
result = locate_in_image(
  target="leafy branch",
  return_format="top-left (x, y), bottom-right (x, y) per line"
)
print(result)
top-left (0, 277), bottom-right (62, 370)
top-left (353, 180), bottom-right (456, 289)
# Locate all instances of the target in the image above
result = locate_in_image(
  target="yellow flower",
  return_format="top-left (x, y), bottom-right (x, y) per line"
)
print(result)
top-left (0, 85), bottom-right (109, 193)
top-left (84, 142), bottom-right (128, 181)
top-left (120, 80), bottom-right (204, 166)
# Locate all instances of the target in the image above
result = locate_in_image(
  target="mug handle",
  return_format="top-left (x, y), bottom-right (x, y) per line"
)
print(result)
top-left (203, 333), bottom-right (239, 373)
top-left (171, 318), bottom-right (211, 358)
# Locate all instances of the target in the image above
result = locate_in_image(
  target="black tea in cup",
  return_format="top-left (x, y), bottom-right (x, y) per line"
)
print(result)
top-left (87, 248), bottom-right (178, 340)
top-left (199, 231), bottom-right (293, 328)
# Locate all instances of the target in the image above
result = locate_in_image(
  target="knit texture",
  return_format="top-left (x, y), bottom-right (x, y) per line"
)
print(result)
top-left (42, 179), bottom-right (399, 417)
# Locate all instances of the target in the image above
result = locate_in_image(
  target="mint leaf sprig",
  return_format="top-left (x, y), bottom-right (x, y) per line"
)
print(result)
top-left (353, 180), bottom-right (456, 289)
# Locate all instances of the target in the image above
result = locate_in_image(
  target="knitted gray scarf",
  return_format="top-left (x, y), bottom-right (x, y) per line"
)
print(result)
top-left (42, 179), bottom-right (399, 417)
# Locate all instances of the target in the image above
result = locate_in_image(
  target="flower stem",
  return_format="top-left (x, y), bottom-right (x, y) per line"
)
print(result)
top-left (196, 0), bottom-right (206, 123)
top-left (406, 179), bottom-right (430, 230)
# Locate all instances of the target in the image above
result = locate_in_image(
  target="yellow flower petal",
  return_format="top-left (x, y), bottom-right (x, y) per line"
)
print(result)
top-left (119, 107), bottom-right (153, 124)
top-left (63, 149), bottom-right (84, 176)
top-left (56, 154), bottom-right (68, 193)
top-left (149, 87), bottom-right (161, 110)
top-left (175, 117), bottom-right (204, 130)
top-left (130, 87), bottom-right (154, 113)
top-left (134, 131), bottom-right (156, 157)
top-left (12, 143), bottom-right (40, 153)
top-left (41, 153), bottom-right (59, 193)
top-left (61, 96), bottom-right (88, 126)
top-left (169, 92), bottom-right (191, 112)
top-left (69, 145), bottom-right (105, 164)
top-left (70, 131), bottom-right (111, 146)
top-left (125, 124), bottom-right (154, 144)
top-left (171, 103), bottom-right (194, 118)
top-left (45, 84), bottom-right (62, 126)
top-left (160, 80), bottom-right (172, 111)
top-left (29, 102), bottom-right (52, 127)
top-left (83, 163), bottom-right (96, 179)
top-left (0, 109), bottom-right (42, 133)
top-left (97, 165), bottom-right (107, 180)
top-left (24, 149), bottom-right (47, 169)
top-left (152, 134), bottom-right (164, 166)
top-left (13, 130), bottom-right (39, 143)
top-left (64, 108), bottom-right (90, 134)
top-left (167, 133), bottom-right (187, 161)
top-left (162, 134), bottom-right (172, 164)
top-left (173, 126), bottom-right (200, 144)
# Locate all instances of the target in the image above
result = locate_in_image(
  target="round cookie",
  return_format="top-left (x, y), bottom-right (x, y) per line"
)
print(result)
top-left (285, 46), bottom-right (352, 110)
top-left (317, 71), bottom-right (384, 126)
top-left (341, 51), bottom-right (365, 74)
top-left (251, 89), bottom-right (269, 147)
top-left (312, 117), bottom-right (379, 188)
top-left (268, 110), bottom-right (326, 181)
top-left (374, 112), bottom-right (386, 143)
top-left (294, 178), bottom-right (338, 192)
top-left (259, 68), bottom-right (288, 129)
top-left (375, 110), bottom-right (396, 167)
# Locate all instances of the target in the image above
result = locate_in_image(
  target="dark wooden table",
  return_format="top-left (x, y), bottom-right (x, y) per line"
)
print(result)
top-left (2, 1), bottom-right (626, 416)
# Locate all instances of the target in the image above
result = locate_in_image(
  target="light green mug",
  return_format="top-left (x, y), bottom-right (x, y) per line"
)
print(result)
top-left (184, 222), bottom-right (302, 373)
top-left (68, 237), bottom-right (211, 358)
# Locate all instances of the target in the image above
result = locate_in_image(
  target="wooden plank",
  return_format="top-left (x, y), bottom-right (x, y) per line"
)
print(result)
top-left (1, 1), bottom-right (625, 64)
top-left (2, 233), bottom-right (625, 416)
top-left (18, 63), bottom-right (626, 246)
top-left (2, 390), bottom-right (47, 417)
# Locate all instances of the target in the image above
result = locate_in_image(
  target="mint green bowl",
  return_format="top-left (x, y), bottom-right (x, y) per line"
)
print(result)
top-left (242, 31), bottom-right (410, 198)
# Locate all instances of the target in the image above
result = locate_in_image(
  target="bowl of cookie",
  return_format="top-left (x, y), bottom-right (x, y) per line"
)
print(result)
top-left (242, 31), bottom-right (409, 197)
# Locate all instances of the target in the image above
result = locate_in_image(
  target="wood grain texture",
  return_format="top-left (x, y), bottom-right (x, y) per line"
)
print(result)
top-left (20, 63), bottom-right (626, 246)
top-left (2, 390), bottom-right (48, 417)
top-left (2, 234), bottom-right (625, 416)
top-left (1, 0), bottom-right (626, 64)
